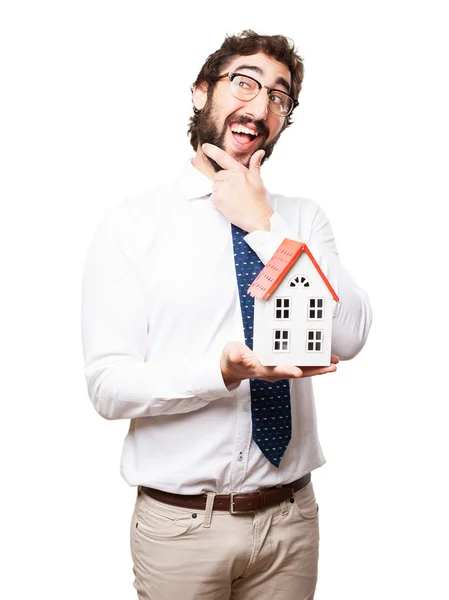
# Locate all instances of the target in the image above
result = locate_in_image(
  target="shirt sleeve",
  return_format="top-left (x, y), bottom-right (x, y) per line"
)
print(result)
top-left (244, 211), bottom-right (296, 264)
top-left (244, 207), bottom-right (372, 361)
top-left (81, 206), bottom-right (233, 421)
top-left (307, 206), bottom-right (372, 360)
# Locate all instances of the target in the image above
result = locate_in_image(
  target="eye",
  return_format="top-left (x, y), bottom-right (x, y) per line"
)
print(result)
top-left (238, 79), bottom-right (252, 90)
top-left (269, 93), bottom-right (283, 105)
top-left (232, 75), bottom-right (257, 94)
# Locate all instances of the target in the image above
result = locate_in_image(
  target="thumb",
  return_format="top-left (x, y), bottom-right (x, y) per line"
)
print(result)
top-left (249, 149), bottom-right (265, 172)
top-left (228, 349), bottom-right (244, 364)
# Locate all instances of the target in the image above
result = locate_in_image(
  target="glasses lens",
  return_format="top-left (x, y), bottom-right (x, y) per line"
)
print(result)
top-left (269, 92), bottom-right (293, 117)
top-left (228, 73), bottom-right (295, 117)
top-left (230, 75), bottom-right (259, 99)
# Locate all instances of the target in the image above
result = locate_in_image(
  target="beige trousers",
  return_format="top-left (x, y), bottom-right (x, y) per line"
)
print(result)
top-left (130, 482), bottom-right (319, 599)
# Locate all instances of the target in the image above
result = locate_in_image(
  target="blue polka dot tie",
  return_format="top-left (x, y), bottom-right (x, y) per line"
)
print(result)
top-left (231, 224), bottom-right (292, 468)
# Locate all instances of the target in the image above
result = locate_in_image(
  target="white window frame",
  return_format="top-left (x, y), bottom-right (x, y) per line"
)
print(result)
top-left (306, 330), bottom-right (323, 353)
top-left (274, 296), bottom-right (291, 320)
top-left (308, 297), bottom-right (325, 320)
top-left (273, 329), bottom-right (290, 352)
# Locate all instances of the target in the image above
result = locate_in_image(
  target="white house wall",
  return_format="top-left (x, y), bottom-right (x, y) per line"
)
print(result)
top-left (253, 253), bottom-right (333, 367)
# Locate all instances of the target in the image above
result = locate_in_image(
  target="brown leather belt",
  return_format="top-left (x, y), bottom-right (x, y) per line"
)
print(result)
top-left (140, 473), bottom-right (311, 514)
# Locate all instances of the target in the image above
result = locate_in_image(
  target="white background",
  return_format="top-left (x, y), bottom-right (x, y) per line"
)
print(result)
top-left (1, 1), bottom-right (448, 598)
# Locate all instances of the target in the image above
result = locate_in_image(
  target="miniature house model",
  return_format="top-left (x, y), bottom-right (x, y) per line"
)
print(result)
top-left (249, 239), bottom-right (339, 367)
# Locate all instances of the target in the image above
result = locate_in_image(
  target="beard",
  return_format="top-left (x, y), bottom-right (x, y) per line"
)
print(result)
top-left (196, 97), bottom-right (282, 172)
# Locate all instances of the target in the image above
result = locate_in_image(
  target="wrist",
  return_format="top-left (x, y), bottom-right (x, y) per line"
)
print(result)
top-left (246, 206), bottom-right (274, 233)
top-left (220, 355), bottom-right (241, 389)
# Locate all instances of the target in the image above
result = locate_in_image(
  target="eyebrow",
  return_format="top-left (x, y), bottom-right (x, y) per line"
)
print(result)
top-left (233, 64), bottom-right (291, 94)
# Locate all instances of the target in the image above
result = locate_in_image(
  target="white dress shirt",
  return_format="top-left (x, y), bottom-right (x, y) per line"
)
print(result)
top-left (81, 160), bottom-right (372, 493)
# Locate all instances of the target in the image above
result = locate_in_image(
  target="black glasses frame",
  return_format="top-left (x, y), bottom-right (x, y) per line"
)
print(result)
top-left (214, 72), bottom-right (299, 117)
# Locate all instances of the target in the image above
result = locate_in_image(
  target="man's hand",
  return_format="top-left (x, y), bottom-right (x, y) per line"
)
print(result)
top-left (221, 341), bottom-right (339, 388)
top-left (202, 143), bottom-right (274, 233)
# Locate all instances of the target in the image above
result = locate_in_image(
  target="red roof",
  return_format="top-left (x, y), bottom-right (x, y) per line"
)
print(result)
top-left (248, 238), bottom-right (339, 301)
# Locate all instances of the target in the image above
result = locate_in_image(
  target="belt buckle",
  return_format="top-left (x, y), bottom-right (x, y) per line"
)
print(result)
top-left (229, 492), bottom-right (239, 514)
top-left (229, 492), bottom-right (259, 514)
top-left (230, 492), bottom-right (255, 514)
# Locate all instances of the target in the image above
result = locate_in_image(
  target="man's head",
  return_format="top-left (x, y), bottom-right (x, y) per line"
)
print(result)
top-left (188, 30), bottom-right (304, 172)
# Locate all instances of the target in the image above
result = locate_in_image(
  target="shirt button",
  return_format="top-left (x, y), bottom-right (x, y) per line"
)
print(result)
top-left (244, 403), bottom-right (250, 412)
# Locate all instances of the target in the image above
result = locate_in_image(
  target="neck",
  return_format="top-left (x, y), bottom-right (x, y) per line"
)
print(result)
top-left (192, 147), bottom-right (217, 180)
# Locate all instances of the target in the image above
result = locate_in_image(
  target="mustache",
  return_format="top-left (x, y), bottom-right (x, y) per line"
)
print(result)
top-left (225, 114), bottom-right (269, 138)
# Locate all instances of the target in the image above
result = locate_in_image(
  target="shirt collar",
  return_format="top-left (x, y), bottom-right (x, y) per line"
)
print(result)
top-left (176, 159), bottom-right (213, 200)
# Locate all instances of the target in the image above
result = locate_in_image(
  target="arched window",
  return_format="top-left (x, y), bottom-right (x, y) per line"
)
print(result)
top-left (288, 274), bottom-right (310, 288)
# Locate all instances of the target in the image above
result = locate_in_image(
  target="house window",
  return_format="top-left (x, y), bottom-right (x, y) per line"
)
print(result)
top-left (274, 297), bottom-right (291, 320)
top-left (306, 330), bottom-right (323, 352)
top-left (273, 330), bottom-right (290, 352)
top-left (289, 274), bottom-right (310, 288)
top-left (308, 298), bottom-right (324, 320)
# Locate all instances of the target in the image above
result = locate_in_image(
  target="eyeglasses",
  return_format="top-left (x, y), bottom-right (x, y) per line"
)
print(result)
top-left (214, 72), bottom-right (298, 117)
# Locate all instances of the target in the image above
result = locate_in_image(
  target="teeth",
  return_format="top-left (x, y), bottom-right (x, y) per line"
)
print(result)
top-left (231, 124), bottom-right (258, 136)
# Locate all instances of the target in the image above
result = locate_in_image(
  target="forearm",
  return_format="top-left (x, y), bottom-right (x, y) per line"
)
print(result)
top-left (308, 207), bottom-right (372, 359)
top-left (84, 354), bottom-right (231, 420)
top-left (327, 256), bottom-right (372, 359)
top-left (245, 203), bottom-right (372, 360)
top-left (81, 204), bottom-right (232, 421)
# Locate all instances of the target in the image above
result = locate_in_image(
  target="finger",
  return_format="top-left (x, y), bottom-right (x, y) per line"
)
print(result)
top-left (249, 149), bottom-right (265, 172)
top-left (228, 349), bottom-right (244, 364)
top-left (330, 355), bottom-right (340, 364)
top-left (274, 365), bottom-right (303, 378)
top-left (213, 171), bottom-right (231, 183)
top-left (258, 365), bottom-right (303, 380)
top-left (301, 364), bottom-right (338, 378)
top-left (202, 143), bottom-right (242, 171)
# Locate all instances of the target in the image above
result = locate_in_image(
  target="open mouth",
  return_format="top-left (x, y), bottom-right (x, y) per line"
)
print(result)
top-left (229, 122), bottom-right (261, 150)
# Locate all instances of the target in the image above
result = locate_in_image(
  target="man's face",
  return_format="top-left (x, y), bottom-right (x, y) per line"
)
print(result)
top-left (195, 53), bottom-right (292, 171)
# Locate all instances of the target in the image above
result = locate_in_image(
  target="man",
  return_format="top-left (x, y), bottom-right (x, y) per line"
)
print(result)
top-left (82, 30), bottom-right (371, 599)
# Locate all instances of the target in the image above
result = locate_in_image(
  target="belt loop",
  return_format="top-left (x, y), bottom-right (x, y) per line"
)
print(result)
top-left (203, 492), bottom-right (216, 528)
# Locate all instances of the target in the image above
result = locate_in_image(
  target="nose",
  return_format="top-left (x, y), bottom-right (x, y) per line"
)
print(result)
top-left (245, 88), bottom-right (270, 121)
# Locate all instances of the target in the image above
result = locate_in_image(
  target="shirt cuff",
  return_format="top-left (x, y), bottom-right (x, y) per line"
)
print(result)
top-left (243, 211), bottom-right (298, 264)
top-left (189, 358), bottom-right (235, 401)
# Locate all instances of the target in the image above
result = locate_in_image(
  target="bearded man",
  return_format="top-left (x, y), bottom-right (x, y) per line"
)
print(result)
top-left (82, 30), bottom-right (371, 599)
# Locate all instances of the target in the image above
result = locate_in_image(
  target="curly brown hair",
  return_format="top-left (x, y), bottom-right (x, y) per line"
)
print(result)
top-left (188, 30), bottom-right (304, 151)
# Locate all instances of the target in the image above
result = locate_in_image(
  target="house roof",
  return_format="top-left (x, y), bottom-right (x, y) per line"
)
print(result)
top-left (248, 238), bottom-right (339, 301)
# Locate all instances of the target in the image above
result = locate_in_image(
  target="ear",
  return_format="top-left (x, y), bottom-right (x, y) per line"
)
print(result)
top-left (192, 81), bottom-right (208, 111)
